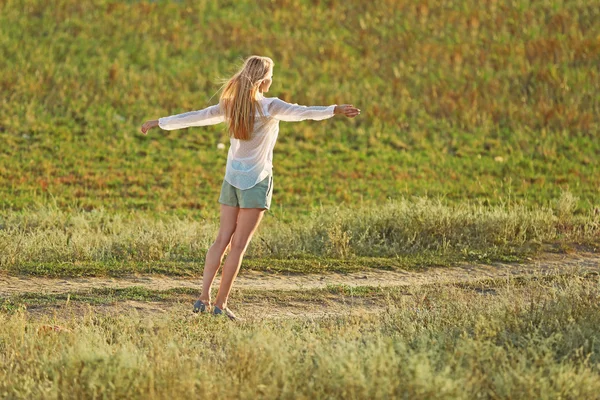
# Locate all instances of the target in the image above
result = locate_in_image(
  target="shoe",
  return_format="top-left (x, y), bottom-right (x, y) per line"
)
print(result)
top-left (213, 305), bottom-right (238, 320)
top-left (193, 299), bottom-right (208, 313)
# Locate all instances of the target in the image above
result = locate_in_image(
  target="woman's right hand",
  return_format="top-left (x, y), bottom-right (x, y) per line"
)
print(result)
top-left (140, 120), bottom-right (159, 135)
top-left (334, 104), bottom-right (360, 118)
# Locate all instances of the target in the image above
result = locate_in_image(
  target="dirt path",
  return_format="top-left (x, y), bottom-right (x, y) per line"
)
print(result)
top-left (2, 252), bottom-right (598, 297)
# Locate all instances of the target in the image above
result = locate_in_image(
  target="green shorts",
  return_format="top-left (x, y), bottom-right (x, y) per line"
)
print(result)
top-left (218, 174), bottom-right (273, 210)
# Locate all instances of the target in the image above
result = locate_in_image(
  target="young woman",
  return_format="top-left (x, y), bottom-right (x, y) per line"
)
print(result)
top-left (140, 55), bottom-right (360, 320)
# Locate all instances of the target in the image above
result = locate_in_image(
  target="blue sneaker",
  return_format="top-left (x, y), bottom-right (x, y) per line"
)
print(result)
top-left (193, 299), bottom-right (208, 313)
top-left (213, 305), bottom-right (238, 320)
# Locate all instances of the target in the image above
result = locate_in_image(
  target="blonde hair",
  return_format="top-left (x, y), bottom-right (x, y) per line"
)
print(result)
top-left (219, 55), bottom-right (274, 140)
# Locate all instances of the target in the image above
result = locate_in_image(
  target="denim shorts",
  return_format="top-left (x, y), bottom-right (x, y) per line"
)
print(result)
top-left (218, 174), bottom-right (273, 210)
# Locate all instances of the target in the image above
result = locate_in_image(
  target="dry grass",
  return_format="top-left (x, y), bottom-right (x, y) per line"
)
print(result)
top-left (0, 192), bottom-right (597, 275)
top-left (1, 273), bottom-right (599, 399)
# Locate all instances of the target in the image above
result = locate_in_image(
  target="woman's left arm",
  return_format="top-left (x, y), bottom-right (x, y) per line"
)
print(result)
top-left (141, 104), bottom-right (225, 134)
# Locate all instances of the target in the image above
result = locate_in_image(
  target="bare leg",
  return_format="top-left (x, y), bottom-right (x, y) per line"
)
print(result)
top-left (214, 207), bottom-right (265, 309)
top-left (199, 204), bottom-right (239, 304)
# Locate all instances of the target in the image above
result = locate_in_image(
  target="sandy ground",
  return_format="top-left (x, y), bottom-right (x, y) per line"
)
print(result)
top-left (3, 252), bottom-right (598, 321)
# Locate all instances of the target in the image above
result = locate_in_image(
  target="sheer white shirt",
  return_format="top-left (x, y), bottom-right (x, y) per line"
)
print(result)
top-left (158, 96), bottom-right (336, 189)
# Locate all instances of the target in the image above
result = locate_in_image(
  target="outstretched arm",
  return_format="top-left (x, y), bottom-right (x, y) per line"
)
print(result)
top-left (140, 104), bottom-right (225, 134)
top-left (268, 98), bottom-right (360, 122)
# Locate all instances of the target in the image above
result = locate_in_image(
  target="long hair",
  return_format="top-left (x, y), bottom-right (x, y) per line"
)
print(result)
top-left (219, 56), bottom-right (274, 140)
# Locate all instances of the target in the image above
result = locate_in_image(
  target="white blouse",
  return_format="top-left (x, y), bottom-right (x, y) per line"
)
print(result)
top-left (158, 96), bottom-right (337, 190)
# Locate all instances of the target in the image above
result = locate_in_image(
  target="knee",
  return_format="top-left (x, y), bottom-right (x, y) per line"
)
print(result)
top-left (214, 233), bottom-right (234, 250)
top-left (229, 238), bottom-right (248, 254)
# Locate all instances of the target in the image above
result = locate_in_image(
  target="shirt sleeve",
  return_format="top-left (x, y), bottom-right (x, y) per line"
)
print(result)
top-left (158, 104), bottom-right (225, 130)
top-left (268, 97), bottom-right (336, 122)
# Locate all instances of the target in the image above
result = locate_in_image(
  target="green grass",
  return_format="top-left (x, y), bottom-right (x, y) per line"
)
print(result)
top-left (5, 256), bottom-right (442, 277)
top-left (1, 0), bottom-right (599, 218)
top-left (2, 273), bottom-right (600, 399)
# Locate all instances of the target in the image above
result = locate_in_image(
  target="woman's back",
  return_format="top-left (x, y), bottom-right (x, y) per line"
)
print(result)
top-left (225, 96), bottom-right (336, 190)
top-left (225, 97), bottom-right (278, 190)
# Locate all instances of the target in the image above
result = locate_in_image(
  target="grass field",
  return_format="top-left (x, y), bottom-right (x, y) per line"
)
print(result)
top-left (1, 1), bottom-right (599, 398)
top-left (1, 0), bottom-right (599, 217)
